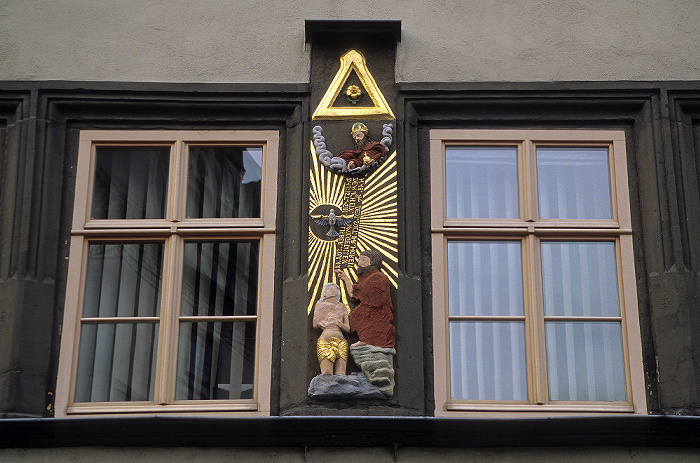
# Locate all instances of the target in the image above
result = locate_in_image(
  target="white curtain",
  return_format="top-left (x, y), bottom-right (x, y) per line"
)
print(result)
top-left (186, 147), bottom-right (262, 219)
top-left (75, 242), bottom-right (162, 402)
top-left (445, 146), bottom-right (519, 219)
top-left (76, 146), bottom-right (263, 403)
top-left (447, 241), bottom-right (527, 400)
top-left (176, 241), bottom-right (258, 400)
top-left (541, 241), bottom-right (626, 401)
top-left (537, 147), bottom-right (612, 220)
top-left (76, 147), bottom-right (168, 403)
top-left (91, 147), bottom-right (168, 220)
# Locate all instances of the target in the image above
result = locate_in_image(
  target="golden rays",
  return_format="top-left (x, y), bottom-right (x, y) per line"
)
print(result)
top-left (308, 143), bottom-right (398, 314)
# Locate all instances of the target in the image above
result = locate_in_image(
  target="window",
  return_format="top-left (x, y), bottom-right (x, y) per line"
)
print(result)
top-left (430, 130), bottom-right (646, 415)
top-left (56, 130), bottom-right (278, 415)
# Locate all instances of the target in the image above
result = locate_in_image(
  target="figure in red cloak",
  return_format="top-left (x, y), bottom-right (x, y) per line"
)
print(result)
top-left (335, 249), bottom-right (395, 348)
top-left (337, 122), bottom-right (386, 170)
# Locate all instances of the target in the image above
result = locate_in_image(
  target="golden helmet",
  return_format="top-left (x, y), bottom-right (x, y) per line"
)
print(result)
top-left (351, 122), bottom-right (368, 135)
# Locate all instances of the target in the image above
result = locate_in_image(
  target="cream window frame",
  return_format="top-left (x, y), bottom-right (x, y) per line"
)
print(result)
top-left (430, 129), bottom-right (646, 416)
top-left (55, 130), bottom-right (278, 417)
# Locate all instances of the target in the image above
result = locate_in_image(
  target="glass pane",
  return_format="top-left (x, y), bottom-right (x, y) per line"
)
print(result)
top-left (75, 322), bottom-right (158, 402)
top-left (546, 322), bottom-right (626, 401)
top-left (186, 147), bottom-right (263, 218)
top-left (180, 241), bottom-right (259, 317)
top-left (82, 242), bottom-right (163, 318)
top-left (449, 322), bottom-right (527, 400)
top-left (91, 147), bottom-right (169, 219)
top-left (445, 146), bottom-right (519, 219)
top-left (541, 241), bottom-right (619, 317)
top-left (537, 147), bottom-right (612, 219)
top-left (176, 322), bottom-right (256, 400)
top-left (448, 241), bottom-right (523, 316)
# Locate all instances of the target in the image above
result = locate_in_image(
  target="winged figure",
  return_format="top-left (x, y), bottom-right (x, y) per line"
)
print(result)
top-left (311, 208), bottom-right (354, 238)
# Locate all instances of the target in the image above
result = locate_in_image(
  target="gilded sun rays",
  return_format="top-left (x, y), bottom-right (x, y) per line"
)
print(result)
top-left (308, 142), bottom-right (398, 314)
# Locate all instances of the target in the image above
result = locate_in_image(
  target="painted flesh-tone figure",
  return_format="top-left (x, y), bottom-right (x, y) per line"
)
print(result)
top-left (335, 250), bottom-right (395, 349)
top-left (313, 283), bottom-right (350, 375)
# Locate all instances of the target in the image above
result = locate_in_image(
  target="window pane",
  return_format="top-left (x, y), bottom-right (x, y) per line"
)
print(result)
top-left (82, 242), bottom-right (163, 318)
top-left (448, 241), bottom-right (523, 316)
top-left (541, 241), bottom-right (620, 317)
top-left (176, 322), bottom-right (256, 400)
top-left (450, 322), bottom-right (527, 400)
top-left (445, 146), bottom-right (519, 219)
top-left (91, 147), bottom-right (169, 219)
top-left (180, 241), bottom-right (259, 317)
top-left (75, 322), bottom-right (158, 402)
top-left (546, 322), bottom-right (626, 401)
top-left (186, 147), bottom-right (263, 218)
top-left (537, 147), bottom-right (612, 219)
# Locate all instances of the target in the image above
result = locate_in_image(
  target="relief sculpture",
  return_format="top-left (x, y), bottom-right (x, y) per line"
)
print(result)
top-left (307, 49), bottom-right (398, 401)
top-left (313, 283), bottom-right (350, 376)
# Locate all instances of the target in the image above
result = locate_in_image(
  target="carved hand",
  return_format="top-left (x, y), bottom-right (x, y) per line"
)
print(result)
top-left (335, 269), bottom-right (353, 296)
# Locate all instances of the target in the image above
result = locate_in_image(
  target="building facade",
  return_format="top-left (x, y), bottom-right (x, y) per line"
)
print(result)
top-left (2, 1), bottom-right (700, 460)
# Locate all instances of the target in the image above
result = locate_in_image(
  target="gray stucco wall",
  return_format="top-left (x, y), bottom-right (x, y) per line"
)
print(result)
top-left (1, 0), bottom-right (698, 83)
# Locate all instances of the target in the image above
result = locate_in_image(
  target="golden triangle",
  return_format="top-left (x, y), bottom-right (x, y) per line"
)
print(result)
top-left (312, 49), bottom-right (395, 120)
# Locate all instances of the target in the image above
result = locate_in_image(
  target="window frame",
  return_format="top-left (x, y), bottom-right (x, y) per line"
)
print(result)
top-left (430, 129), bottom-right (646, 416)
top-left (56, 130), bottom-right (278, 416)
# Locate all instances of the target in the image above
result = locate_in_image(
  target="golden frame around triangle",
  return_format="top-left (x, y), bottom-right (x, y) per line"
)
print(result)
top-left (312, 49), bottom-right (396, 120)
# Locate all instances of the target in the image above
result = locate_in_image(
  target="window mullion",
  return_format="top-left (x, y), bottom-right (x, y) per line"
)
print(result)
top-left (154, 235), bottom-right (183, 405)
top-left (168, 140), bottom-right (185, 223)
top-left (523, 138), bottom-right (547, 405)
top-left (523, 140), bottom-right (537, 222)
top-left (526, 233), bottom-right (548, 405)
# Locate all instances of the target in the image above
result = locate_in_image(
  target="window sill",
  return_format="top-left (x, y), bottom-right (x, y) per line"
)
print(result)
top-left (441, 402), bottom-right (636, 416)
top-left (64, 401), bottom-right (261, 416)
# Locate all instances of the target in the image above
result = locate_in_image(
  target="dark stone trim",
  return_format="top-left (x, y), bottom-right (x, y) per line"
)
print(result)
top-left (0, 86), bottom-right (309, 417)
top-left (305, 20), bottom-right (401, 42)
top-left (398, 81), bottom-right (700, 93)
top-left (3, 80), bottom-right (700, 421)
top-left (396, 87), bottom-right (699, 415)
top-left (0, 81), bottom-right (310, 94)
top-left (2, 415), bottom-right (700, 448)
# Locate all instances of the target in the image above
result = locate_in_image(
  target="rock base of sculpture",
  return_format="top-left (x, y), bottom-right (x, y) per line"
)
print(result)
top-left (308, 372), bottom-right (387, 399)
top-left (350, 344), bottom-right (396, 398)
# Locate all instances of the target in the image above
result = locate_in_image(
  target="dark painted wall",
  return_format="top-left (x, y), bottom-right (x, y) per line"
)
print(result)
top-left (279, 24), bottom-right (426, 416)
top-left (398, 84), bottom-right (700, 415)
top-left (1, 82), bottom-right (700, 418)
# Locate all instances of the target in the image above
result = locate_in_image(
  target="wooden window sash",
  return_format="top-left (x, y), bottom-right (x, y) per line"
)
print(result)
top-left (431, 129), bottom-right (646, 416)
top-left (56, 130), bottom-right (278, 417)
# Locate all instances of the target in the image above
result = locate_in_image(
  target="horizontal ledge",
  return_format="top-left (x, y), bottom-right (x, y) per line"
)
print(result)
top-left (178, 316), bottom-right (258, 322)
top-left (80, 317), bottom-right (160, 323)
top-left (176, 228), bottom-right (276, 235)
top-left (439, 220), bottom-right (623, 228)
top-left (66, 403), bottom-right (259, 415)
top-left (79, 316), bottom-right (259, 323)
top-left (72, 229), bottom-right (172, 237)
top-left (432, 227), bottom-right (632, 236)
top-left (4, 415), bottom-right (700, 448)
top-left (305, 19), bottom-right (401, 42)
top-left (543, 316), bottom-right (623, 322)
top-left (83, 219), bottom-right (267, 228)
top-left (448, 316), bottom-right (526, 321)
top-left (446, 403), bottom-right (635, 413)
top-left (448, 316), bottom-right (622, 322)
top-left (72, 228), bottom-right (276, 236)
